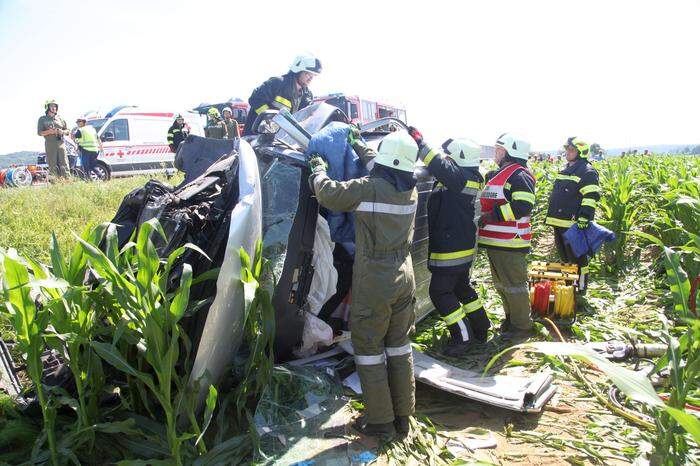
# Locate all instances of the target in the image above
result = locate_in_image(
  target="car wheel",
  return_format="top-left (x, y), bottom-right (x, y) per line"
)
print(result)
top-left (92, 162), bottom-right (110, 181)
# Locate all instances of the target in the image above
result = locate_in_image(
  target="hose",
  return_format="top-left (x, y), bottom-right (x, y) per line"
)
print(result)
top-left (543, 317), bottom-right (656, 431)
top-left (554, 285), bottom-right (575, 319)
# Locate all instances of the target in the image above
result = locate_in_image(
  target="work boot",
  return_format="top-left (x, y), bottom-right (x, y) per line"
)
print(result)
top-left (503, 325), bottom-right (537, 343)
top-left (352, 417), bottom-right (396, 442)
top-left (499, 316), bottom-right (511, 334)
top-left (443, 339), bottom-right (476, 357)
top-left (394, 415), bottom-right (410, 436)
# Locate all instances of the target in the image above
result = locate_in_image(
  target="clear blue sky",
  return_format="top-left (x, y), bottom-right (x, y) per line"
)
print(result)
top-left (0, 0), bottom-right (698, 154)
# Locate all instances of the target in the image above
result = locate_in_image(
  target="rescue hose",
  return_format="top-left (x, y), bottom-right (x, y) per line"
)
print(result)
top-left (532, 281), bottom-right (551, 316)
top-left (542, 317), bottom-right (656, 430)
top-left (9, 168), bottom-right (32, 187)
top-left (554, 285), bottom-right (575, 319)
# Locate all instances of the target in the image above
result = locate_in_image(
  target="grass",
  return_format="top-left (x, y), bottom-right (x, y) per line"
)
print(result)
top-left (0, 175), bottom-right (181, 263)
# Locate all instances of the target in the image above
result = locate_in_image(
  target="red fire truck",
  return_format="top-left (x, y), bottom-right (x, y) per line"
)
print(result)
top-left (314, 93), bottom-right (407, 125)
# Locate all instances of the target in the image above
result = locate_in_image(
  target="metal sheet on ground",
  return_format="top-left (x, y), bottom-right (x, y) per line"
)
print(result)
top-left (413, 350), bottom-right (556, 413)
top-left (188, 140), bottom-right (262, 407)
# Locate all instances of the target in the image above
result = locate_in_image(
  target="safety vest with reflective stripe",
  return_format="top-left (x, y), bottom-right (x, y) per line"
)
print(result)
top-left (75, 125), bottom-right (100, 152)
top-left (478, 163), bottom-right (535, 250)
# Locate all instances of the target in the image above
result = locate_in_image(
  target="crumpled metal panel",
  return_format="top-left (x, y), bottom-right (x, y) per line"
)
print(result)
top-left (413, 350), bottom-right (556, 413)
top-left (189, 140), bottom-right (262, 407)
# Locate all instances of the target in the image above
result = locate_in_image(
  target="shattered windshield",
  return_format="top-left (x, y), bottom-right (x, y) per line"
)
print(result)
top-left (276, 103), bottom-right (348, 148)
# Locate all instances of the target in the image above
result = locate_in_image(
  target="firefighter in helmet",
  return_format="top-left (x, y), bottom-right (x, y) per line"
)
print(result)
top-left (407, 127), bottom-right (490, 355)
top-left (546, 137), bottom-right (600, 293)
top-left (221, 107), bottom-right (241, 139)
top-left (478, 133), bottom-right (536, 337)
top-left (242, 53), bottom-right (321, 135)
top-left (37, 99), bottom-right (70, 178)
top-left (308, 128), bottom-right (418, 441)
top-left (204, 107), bottom-right (228, 139)
top-left (167, 114), bottom-right (190, 153)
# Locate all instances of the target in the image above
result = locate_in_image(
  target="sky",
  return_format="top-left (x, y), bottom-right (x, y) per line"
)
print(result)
top-left (0, 0), bottom-right (698, 154)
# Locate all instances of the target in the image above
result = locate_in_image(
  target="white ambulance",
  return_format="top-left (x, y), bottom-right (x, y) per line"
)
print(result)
top-left (85, 106), bottom-right (205, 180)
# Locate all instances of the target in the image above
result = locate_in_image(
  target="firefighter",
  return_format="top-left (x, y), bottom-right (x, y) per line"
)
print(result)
top-left (221, 107), bottom-right (241, 139)
top-left (167, 114), bottom-right (190, 153)
top-left (546, 137), bottom-right (600, 293)
top-left (73, 117), bottom-right (102, 180)
top-left (407, 127), bottom-right (490, 356)
top-left (204, 107), bottom-right (228, 139)
top-left (478, 133), bottom-right (536, 337)
top-left (37, 99), bottom-right (70, 178)
top-left (308, 128), bottom-right (418, 440)
top-left (242, 53), bottom-right (321, 135)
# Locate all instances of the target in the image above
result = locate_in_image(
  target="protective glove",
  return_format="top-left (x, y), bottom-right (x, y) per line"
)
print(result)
top-left (478, 211), bottom-right (497, 228)
top-left (577, 217), bottom-right (590, 230)
top-left (347, 124), bottom-right (362, 146)
top-left (407, 126), bottom-right (424, 148)
top-left (308, 154), bottom-right (328, 174)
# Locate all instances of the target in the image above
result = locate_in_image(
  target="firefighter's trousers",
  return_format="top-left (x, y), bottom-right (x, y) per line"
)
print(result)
top-left (45, 142), bottom-right (70, 178)
top-left (486, 249), bottom-right (532, 330)
top-left (553, 227), bottom-right (589, 293)
top-left (350, 252), bottom-right (416, 425)
top-left (428, 268), bottom-right (491, 342)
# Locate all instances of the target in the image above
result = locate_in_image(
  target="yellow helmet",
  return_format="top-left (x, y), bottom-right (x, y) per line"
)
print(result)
top-left (207, 107), bottom-right (220, 118)
top-left (564, 137), bottom-right (590, 158)
top-left (375, 131), bottom-right (418, 172)
top-left (44, 99), bottom-right (58, 112)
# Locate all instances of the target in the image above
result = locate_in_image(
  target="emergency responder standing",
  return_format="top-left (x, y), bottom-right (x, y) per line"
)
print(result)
top-left (73, 117), bottom-right (102, 180)
top-left (167, 114), bottom-right (190, 153)
top-left (308, 128), bottom-right (418, 440)
top-left (407, 127), bottom-right (491, 355)
top-left (204, 108), bottom-right (228, 139)
top-left (221, 107), bottom-right (241, 139)
top-left (242, 53), bottom-right (321, 135)
top-left (546, 137), bottom-right (600, 293)
top-left (37, 99), bottom-right (70, 178)
top-left (478, 133), bottom-right (536, 337)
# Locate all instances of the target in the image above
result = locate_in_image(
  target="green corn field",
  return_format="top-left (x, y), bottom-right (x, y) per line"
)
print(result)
top-left (0, 154), bottom-right (698, 465)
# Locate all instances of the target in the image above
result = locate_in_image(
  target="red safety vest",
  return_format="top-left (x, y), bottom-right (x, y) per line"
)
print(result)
top-left (478, 163), bottom-right (535, 249)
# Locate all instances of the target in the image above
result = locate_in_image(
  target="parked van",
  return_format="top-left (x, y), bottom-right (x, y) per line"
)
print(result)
top-left (85, 106), bottom-right (205, 180)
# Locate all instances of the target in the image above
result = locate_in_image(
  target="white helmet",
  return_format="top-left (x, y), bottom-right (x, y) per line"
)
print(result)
top-left (221, 106), bottom-right (233, 116)
top-left (442, 138), bottom-right (481, 167)
top-left (290, 53), bottom-right (322, 75)
top-left (495, 132), bottom-right (530, 160)
top-left (375, 131), bottom-right (418, 173)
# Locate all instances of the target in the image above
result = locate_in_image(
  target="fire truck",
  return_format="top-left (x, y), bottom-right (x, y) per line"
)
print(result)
top-left (313, 93), bottom-right (407, 125)
top-left (193, 98), bottom-right (250, 135)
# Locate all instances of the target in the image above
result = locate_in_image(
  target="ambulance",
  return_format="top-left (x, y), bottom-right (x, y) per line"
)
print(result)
top-left (85, 105), bottom-right (205, 180)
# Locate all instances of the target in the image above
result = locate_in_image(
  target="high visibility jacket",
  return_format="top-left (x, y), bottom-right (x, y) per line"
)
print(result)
top-left (167, 122), bottom-right (189, 152)
top-left (243, 72), bottom-right (313, 135)
top-left (421, 145), bottom-right (483, 271)
top-left (74, 125), bottom-right (100, 152)
top-left (546, 158), bottom-right (600, 228)
top-left (478, 162), bottom-right (536, 251)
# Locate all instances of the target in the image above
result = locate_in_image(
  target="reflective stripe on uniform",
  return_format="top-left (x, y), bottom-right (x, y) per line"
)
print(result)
top-left (512, 191), bottom-right (535, 204)
top-left (385, 343), bottom-right (412, 357)
top-left (356, 201), bottom-right (417, 215)
top-left (462, 298), bottom-right (483, 314)
top-left (545, 216), bottom-right (575, 228)
top-left (255, 104), bottom-right (269, 114)
top-left (581, 198), bottom-right (597, 208)
top-left (429, 249), bottom-right (475, 267)
top-left (443, 306), bottom-right (466, 326)
top-left (500, 203), bottom-right (516, 221)
top-left (423, 149), bottom-right (439, 165)
top-left (478, 237), bottom-right (531, 248)
top-left (466, 180), bottom-right (482, 190)
top-left (355, 353), bottom-right (386, 365)
top-left (580, 184), bottom-right (601, 195)
top-left (274, 95), bottom-right (292, 108)
top-left (556, 174), bottom-right (581, 183)
top-left (429, 249), bottom-right (475, 261)
top-left (461, 180), bottom-right (482, 195)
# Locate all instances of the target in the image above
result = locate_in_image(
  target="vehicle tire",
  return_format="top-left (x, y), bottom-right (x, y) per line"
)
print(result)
top-left (92, 162), bottom-right (110, 181)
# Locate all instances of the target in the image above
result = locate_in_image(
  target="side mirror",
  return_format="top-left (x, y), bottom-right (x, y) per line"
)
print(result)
top-left (101, 131), bottom-right (115, 142)
top-left (252, 109), bottom-right (280, 135)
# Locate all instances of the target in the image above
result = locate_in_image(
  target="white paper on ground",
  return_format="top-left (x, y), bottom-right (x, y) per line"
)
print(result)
top-left (342, 371), bottom-right (362, 394)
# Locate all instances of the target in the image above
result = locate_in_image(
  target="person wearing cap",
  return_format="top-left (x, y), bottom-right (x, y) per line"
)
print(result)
top-left (308, 127), bottom-right (418, 441)
top-left (204, 107), bottom-right (228, 139)
top-left (37, 99), bottom-right (70, 178)
top-left (221, 107), bottom-right (241, 139)
top-left (546, 137), bottom-right (600, 293)
top-left (478, 133), bottom-right (536, 337)
top-left (167, 114), bottom-right (190, 153)
top-left (73, 117), bottom-right (102, 180)
top-left (407, 127), bottom-right (490, 356)
top-left (242, 53), bottom-right (321, 135)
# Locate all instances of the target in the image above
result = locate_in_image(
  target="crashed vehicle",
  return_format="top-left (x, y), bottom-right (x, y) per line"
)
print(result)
top-left (0, 103), bottom-right (555, 413)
